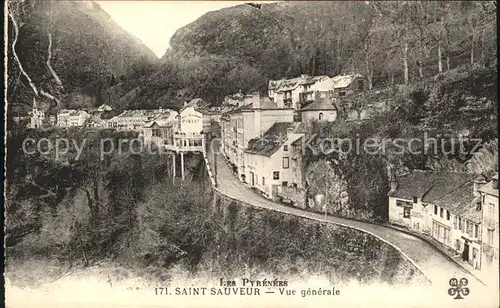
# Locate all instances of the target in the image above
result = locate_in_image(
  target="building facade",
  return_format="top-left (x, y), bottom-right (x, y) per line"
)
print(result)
top-left (268, 74), bottom-right (365, 109)
top-left (221, 92), bottom-right (295, 179)
top-left (479, 173), bottom-right (499, 286)
top-left (143, 111), bottom-right (179, 146)
top-left (331, 74), bottom-right (366, 98)
top-left (300, 93), bottom-right (338, 126)
top-left (57, 109), bottom-right (91, 127)
top-left (268, 75), bottom-right (335, 110)
top-left (389, 170), bottom-right (497, 273)
top-left (107, 109), bottom-right (168, 131)
top-left (243, 122), bottom-right (305, 199)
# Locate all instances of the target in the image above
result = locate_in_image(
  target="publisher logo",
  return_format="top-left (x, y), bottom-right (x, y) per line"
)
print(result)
top-left (448, 278), bottom-right (469, 299)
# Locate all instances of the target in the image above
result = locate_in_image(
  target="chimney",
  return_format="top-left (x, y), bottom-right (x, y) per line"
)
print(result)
top-left (390, 180), bottom-right (398, 192)
top-left (473, 176), bottom-right (487, 196)
top-left (248, 92), bottom-right (260, 109)
top-left (492, 174), bottom-right (498, 190)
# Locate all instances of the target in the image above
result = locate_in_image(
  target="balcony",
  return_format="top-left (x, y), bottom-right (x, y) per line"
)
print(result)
top-left (165, 133), bottom-right (205, 153)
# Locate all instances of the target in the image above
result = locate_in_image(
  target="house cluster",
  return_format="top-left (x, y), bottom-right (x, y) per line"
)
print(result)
top-left (388, 170), bottom-right (499, 282)
top-left (217, 73), bottom-right (366, 202)
top-left (28, 102), bottom-right (113, 129)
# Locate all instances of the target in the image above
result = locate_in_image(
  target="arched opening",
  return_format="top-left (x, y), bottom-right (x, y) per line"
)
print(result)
top-left (318, 112), bottom-right (324, 121)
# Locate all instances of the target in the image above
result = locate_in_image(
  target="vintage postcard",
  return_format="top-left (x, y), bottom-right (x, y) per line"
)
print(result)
top-left (4, 1), bottom-right (498, 307)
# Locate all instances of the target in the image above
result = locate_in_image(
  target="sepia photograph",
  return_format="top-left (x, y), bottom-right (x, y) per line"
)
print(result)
top-left (4, 1), bottom-right (499, 307)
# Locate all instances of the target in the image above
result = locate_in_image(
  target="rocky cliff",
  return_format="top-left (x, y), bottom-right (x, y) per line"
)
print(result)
top-left (7, 0), bottom-right (158, 112)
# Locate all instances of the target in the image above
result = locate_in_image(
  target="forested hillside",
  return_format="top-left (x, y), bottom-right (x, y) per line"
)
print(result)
top-left (7, 0), bottom-right (158, 113)
top-left (126, 1), bottom-right (496, 106)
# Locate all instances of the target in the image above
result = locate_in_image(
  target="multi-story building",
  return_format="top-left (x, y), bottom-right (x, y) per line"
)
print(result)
top-left (478, 173), bottom-right (499, 286)
top-left (107, 109), bottom-right (169, 131)
top-left (388, 170), bottom-right (497, 272)
top-left (143, 111), bottom-right (179, 146)
top-left (268, 74), bottom-right (335, 110)
top-left (221, 92), bottom-right (295, 180)
top-left (243, 122), bottom-right (305, 199)
top-left (331, 74), bottom-right (366, 98)
top-left (57, 109), bottom-right (91, 127)
top-left (268, 74), bottom-right (366, 110)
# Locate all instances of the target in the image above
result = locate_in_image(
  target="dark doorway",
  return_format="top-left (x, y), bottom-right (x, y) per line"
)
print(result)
top-left (462, 242), bottom-right (469, 262)
top-left (250, 172), bottom-right (254, 186)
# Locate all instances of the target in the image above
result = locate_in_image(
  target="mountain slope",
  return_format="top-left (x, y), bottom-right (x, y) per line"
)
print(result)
top-left (129, 1), bottom-right (495, 106)
top-left (7, 0), bottom-right (158, 111)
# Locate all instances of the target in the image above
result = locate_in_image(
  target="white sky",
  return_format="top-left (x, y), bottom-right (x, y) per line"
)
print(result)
top-left (96, 1), bottom-right (254, 58)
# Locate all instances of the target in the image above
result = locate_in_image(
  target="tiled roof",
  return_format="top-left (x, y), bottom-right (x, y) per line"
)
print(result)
top-left (300, 97), bottom-right (337, 111)
top-left (433, 182), bottom-right (482, 223)
top-left (332, 74), bottom-right (364, 89)
top-left (269, 75), bottom-right (310, 93)
top-left (229, 97), bottom-right (280, 113)
top-left (299, 75), bottom-right (329, 86)
top-left (389, 170), bottom-right (477, 201)
top-left (245, 122), bottom-right (303, 157)
top-left (144, 112), bottom-right (176, 128)
top-left (389, 170), bottom-right (482, 221)
top-left (478, 175), bottom-right (499, 197)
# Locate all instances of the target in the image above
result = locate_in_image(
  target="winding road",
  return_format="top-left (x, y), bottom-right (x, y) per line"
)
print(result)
top-left (204, 147), bottom-right (495, 302)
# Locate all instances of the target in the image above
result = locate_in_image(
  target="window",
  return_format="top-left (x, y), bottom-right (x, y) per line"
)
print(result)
top-left (456, 239), bottom-right (461, 251)
top-left (466, 221), bottom-right (473, 237)
top-left (318, 112), bottom-right (324, 120)
top-left (474, 224), bottom-right (479, 238)
top-left (338, 91), bottom-right (346, 97)
top-left (487, 229), bottom-right (494, 245)
top-left (283, 145), bottom-right (288, 152)
top-left (282, 181), bottom-right (288, 187)
top-left (453, 217), bottom-right (458, 229)
top-left (440, 207), bottom-right (443, 218)
top-left (262, 177), bottom-right (265, 186)
top-left (434, 205), bottom-right (438, 215)
top-left (412, 196), bottom-right (418, 203)
top-left (273, 171), bottom-right (280, 180)
top-left (282, 157), bottom-right (289, 169)
top-left (403, 207), bottom-right (411, 218)
top-left (446, 210), bottom-right (450, 220)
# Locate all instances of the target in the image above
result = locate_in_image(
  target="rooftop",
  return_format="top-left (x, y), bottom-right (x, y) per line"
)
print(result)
top-left (300, 97), bottom-right (338, 111)
top-left (478, 179), bottom-right (499, 197)
top-left (144, 112), bottom-right (177, 128)
top-left (245, 122), bottom-right (304, 157)
top-left (332, 74), bottom-right (364, 89)
top-left (389, 170), bottom-right (482, 222)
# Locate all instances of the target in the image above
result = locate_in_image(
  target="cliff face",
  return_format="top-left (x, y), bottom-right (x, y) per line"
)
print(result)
top-left (7, 0), bottom-right (158, 111)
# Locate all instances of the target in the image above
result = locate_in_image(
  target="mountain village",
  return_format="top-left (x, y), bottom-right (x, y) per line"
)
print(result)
top-left (19, 71), bottom-right (499, 285)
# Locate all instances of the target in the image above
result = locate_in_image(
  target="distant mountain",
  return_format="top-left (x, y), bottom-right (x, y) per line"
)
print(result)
top-left (7, 0), bottom-right (158, 112)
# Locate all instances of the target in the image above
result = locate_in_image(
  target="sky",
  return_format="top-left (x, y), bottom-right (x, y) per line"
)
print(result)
top-left (96, 1), bottom-right (252, 58)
